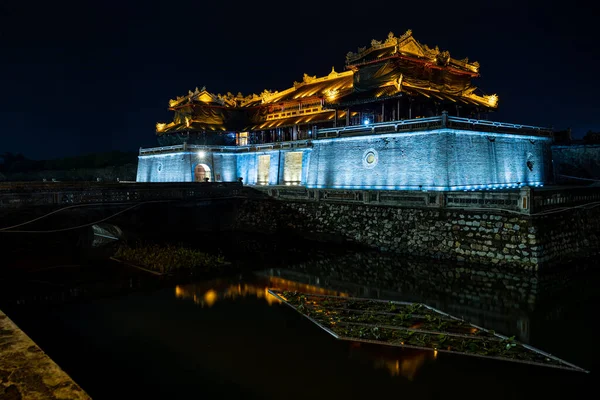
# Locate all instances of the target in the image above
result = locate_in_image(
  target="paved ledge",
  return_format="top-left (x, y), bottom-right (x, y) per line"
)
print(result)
top-left (0, 310), bottom-right (91, 400)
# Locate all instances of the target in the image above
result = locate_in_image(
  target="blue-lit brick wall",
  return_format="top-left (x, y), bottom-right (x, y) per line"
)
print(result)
top-left (446, 130), bottom-right (552, 189)
top-left (236, 153), bottom-right (257, 184)
top-left (212, 153), bottom-right (238, 182)
top-left (307, 132), bottom-right (448, 189)
top-left (136, 129), bottom-right (553, 188)
top-left (137, 153), bottom-right (193, 182)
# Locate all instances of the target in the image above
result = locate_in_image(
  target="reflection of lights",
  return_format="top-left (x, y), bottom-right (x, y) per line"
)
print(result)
top-left (350, 344), bottom-right (434, 381)
top-left (174, 276), bottom-right (346, 308)
top-left (377, 353), bottom-right (428, 380)
top-left (203, 290), bottom-right (217, 307)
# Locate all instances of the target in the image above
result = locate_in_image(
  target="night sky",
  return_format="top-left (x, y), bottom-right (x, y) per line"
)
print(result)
top-left (1, 0), bottom-right (598, 160)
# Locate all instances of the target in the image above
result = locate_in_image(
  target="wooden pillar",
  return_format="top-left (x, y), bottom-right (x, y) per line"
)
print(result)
top-left (346, 108), bottom-right (350, 126)
top-left (397, 99), bottom-right (400, 120)
top-left (334, 109), bottom-right (337, 128)
top-left (408, 100), bottom-right (412, 119)
top-left (381, 102), bottom-right (385, 122)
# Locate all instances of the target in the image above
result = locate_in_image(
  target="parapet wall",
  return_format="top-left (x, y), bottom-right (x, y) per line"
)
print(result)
top-left (137, 126), bottom-right (552, 189)
top-left (552, 144), bottom-right (600, 183)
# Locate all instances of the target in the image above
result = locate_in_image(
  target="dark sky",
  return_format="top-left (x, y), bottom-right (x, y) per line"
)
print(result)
top-left (1, 0), bottom-right (599, 160)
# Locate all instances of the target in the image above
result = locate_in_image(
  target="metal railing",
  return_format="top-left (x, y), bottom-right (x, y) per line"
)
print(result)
top-left (141, 114), bottom-right (552, 156)
top-left (316, 113), bottom-right (553, 139)
top-left (140, 141), bottom-right (314, 156)
top-left (249, 185), bottom-right (530, 213)
top-left (252, 185), bottom-right (600, 215)
top-left (188, 141), bottom-right (313, 153)
top-left (532, 186), bottom-right (600, 213)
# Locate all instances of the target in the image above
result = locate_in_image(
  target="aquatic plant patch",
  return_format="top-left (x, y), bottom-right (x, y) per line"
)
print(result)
top-left (114, 243), bottom-right (227, 274)
top-left (269, 290), bottom-right (588, 373)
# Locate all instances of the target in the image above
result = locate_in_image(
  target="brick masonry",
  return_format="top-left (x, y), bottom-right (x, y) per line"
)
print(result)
top-left (0, 310), bottom-right (91, 399)
top-left (137, 129), bottom-right (552, 189)
top-left (234, 197), bottom-right (600, 270)
top-left (552, 144), bottom-right (600, 183)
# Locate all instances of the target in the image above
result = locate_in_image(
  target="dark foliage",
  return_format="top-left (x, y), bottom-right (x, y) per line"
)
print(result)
top-left (0, 151), bottom-right (137, 173)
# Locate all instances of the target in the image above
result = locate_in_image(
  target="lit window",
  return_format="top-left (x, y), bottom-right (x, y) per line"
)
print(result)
top-left (236, 132), bottom-right (249, 146)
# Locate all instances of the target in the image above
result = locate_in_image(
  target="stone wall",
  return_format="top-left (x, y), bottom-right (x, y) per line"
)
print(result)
top-left (261, 252), bottom-right (539, 342)
top-left (234, 196), bottom-right (600, 270)
top-left (552, 144), bottom-right (600, 183)
top-left (533, 206), bottom-right (600, 265)
top-left (137, 152), bottom-right (193, 182)
top-left (137, 129), bottom-right (552, 188)
top-left (0, 310), bottom-right (91, 399)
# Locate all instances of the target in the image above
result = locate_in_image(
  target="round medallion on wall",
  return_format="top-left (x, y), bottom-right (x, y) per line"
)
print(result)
top-left (157, 162), bottom-right (163, 173)
top-left (362, 148), bottom-right (378, 169)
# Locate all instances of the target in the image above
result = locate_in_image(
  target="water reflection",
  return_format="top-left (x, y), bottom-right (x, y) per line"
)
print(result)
top-left (2, 245), bottom-right (595, 399)
top-left (174, 275), bottom-right (439, 379)
top-left (174, 276), bottom-right (348, 307)
top-left (256, 252), bottom-right (557, 343)
top-left (347, 342), bottom-right (435, 380)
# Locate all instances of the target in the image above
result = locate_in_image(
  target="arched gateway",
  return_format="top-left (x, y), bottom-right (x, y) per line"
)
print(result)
top-left (194, 164), bottom-right (211, 182)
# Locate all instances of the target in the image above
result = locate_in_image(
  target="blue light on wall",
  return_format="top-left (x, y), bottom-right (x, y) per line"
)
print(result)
top-left (137, 128), bottom-right (552, 190)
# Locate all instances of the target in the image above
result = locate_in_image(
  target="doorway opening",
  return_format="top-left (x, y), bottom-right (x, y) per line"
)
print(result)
top-left (194, 163), bottom-right (212, 182)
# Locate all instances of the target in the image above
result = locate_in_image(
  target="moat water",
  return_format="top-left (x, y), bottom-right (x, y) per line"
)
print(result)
top-left (0, 233), bottom-right (597, 399)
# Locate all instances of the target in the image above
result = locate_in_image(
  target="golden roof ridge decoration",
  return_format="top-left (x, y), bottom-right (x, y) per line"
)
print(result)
top-left (169, 86), bottom-right (232, 107)
top-left (156, 121), bottom-right (176, 133)
top-left (345, 30), bottom-right (480, 74)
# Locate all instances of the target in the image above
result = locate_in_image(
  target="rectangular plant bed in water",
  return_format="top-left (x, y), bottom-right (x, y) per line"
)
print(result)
top-left (268, 290), bottom-right (588, 373)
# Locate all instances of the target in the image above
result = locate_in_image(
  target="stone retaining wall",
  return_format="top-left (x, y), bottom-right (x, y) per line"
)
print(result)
top-left (235, 197), bottom-right (600, 270)
top-left (533, 206), bottom-right (600, 265)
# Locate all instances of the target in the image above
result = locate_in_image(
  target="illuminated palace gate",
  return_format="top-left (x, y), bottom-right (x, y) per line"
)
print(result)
top-left (136, 127), bottom-right (552, 189)
top-left (139, 31), bottom-right (553, 188)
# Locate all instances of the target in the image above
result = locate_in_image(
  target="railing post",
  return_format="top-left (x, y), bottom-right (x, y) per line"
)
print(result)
top-left (437, 192), bottom-right (445, 208)
top-left (442, 111), bottom-right (448, 128)
top-left (519, 186), bottom-right (532, 214)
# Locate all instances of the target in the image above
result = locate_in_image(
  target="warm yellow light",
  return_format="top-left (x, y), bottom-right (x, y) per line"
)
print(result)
top-left (173, 276), bottom-right (347, 309)
top-left (156, 123), bottom-right (166, 132)
top-left (323, 88), bottom-right (339, 101)
top-left (485, 94), bottom-right (499, 107)
top-left (185, 116), bottom-right (191, 128)
top-left (175, 286), bottom-right (183, 297)
top-left (203, 290), bottom-right (217, 307)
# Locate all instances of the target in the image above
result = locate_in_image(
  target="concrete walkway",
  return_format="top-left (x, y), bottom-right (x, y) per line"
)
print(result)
top-left (0, 310), bottom-right (91, 400)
